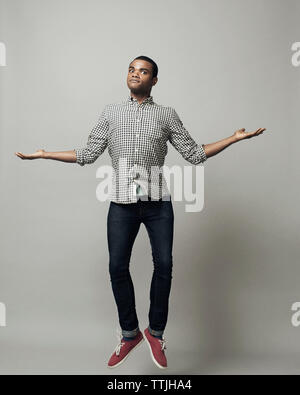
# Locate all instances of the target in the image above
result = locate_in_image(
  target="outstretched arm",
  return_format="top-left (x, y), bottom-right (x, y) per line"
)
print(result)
top-left (15, 105), bottom-right (110, 165)
top-left (15, 149), bottom-right (77, 162)
top-left (203, 128), bottom-right (266, 159)
top-left (167, 107), bottom-right (267, 164)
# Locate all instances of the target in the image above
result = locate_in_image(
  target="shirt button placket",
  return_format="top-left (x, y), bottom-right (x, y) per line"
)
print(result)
top-left (134, 106), bottom-right (141, 207)
top-left (134, 109), bottom-right (141, 177)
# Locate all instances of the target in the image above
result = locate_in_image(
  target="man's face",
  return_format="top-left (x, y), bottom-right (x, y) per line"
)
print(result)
top-left (127, 59), bottom-right (158, 94)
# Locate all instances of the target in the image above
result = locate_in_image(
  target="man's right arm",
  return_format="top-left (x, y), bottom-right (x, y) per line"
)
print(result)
top-left (15, 149), bottom-right (77, 162)
top-left (15, 105), bottom-right (110, 165)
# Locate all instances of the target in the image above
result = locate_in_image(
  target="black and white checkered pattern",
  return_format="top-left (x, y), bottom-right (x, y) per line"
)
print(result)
top-left (75, 95), bottom-right (207, 203)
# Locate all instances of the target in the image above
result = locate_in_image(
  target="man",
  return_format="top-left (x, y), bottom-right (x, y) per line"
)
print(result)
top-left (15, 55), bottom-right (266, 369)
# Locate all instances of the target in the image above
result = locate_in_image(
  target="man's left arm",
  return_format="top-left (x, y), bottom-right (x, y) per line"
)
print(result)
top-left (167, 107), bottom-right (266, 161)
top-left (203, 127), bottom-right (266, 159)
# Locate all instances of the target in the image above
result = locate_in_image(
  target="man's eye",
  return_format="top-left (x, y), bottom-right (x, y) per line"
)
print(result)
top-left (129, 70), bottom-right (147, 74)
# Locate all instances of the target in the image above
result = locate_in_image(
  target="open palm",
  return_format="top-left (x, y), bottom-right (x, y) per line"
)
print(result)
top-left (15, 149), bottom-right (45, 160)
top-left (234, 128), bottom-right (266, 141)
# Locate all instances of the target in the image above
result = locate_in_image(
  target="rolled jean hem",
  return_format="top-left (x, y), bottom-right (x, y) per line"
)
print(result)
top-left (121, 326), bottom-right (139, 338)
top-left (148, 325), bottom-right (164, 337)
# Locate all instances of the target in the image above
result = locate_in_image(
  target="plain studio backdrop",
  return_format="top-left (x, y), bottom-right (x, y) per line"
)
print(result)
top-left (0, 0), bottom-right (299, 374)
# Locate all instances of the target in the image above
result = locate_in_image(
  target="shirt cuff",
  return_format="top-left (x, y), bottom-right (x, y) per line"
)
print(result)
top-left (74, 148), bottom-right (85, 166)
top-left (199, 144), bottom-right (207, 163)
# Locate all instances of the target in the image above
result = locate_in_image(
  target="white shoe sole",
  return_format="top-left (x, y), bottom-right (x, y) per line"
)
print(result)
top-left (143, 332), bottom-right (167, 369)
top-left (107, 335), bottom-right (144, 369)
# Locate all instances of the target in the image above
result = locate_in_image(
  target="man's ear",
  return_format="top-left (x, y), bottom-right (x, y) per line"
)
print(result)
top-left (152, 77), bottom-right (158, 86)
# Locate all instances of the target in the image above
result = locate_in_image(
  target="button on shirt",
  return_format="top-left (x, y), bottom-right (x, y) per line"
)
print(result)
top-left (74, 95), bottom-right (207, 204)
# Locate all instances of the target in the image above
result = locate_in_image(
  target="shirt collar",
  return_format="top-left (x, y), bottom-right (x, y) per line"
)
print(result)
top-left (127, 95), bottom-right (153, 105)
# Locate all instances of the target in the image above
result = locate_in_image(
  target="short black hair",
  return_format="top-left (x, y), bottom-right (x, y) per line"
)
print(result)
top-left (132, 55), bottom-right (158, 79)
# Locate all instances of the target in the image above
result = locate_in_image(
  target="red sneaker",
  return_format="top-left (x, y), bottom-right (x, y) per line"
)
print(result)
top-left (107, 329), bottom-right (144, 368)
top-left (143, 328), bottom-right (168, 369)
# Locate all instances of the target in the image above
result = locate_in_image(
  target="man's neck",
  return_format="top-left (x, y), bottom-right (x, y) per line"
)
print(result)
top-left (130, 92), bottom-right (151, 104)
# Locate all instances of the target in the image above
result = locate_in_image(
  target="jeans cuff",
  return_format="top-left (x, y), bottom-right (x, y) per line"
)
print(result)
top-left (122, 326), bottom-right (139, 338)
top-left (148, 325), bottom-right (164, 337)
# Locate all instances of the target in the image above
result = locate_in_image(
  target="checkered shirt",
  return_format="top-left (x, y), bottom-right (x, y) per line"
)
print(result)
top-left (74, 95), bottom-right (207, 203)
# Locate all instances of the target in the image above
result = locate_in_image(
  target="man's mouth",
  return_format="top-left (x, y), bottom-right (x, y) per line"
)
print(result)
top-left (130, 79), bottom-right (140, 83)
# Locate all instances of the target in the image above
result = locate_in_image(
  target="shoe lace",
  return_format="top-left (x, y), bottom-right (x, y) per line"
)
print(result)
top-left (114, 329), bottom-right (125, 356)
top-left (159, 336), bottom-right (167, 352)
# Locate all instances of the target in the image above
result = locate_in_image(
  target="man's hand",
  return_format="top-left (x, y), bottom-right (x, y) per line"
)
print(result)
top-left (202, 127), bottom-right (267, 158)
top-left (233, 128), bottom-right (266, 142)
top-left (15, 149), bottom-right (45, 159)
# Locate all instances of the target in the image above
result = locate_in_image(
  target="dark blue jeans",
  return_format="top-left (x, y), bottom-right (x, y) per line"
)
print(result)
top-left (107, 196), bottom-right (174, 338)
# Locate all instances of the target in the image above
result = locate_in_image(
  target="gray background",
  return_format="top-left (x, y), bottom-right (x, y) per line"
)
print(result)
top-left (0, 0), bottom-right (299, 374)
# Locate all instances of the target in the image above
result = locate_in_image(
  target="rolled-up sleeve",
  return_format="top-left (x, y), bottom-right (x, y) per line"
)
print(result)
top-left (74, 106), bottom-right (109, 166)
top-left (167, 108), bottom-right (207, 164)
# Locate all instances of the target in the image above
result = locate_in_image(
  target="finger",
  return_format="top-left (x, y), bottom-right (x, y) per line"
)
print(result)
top-left (244, 128), bottom-right (266, 138)
top-left (245, 130), bottom-right (256, 136)
top-left (250, 128), bottom-right (265, 137)
top-left (256, 128), bottom-right (266, 134)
